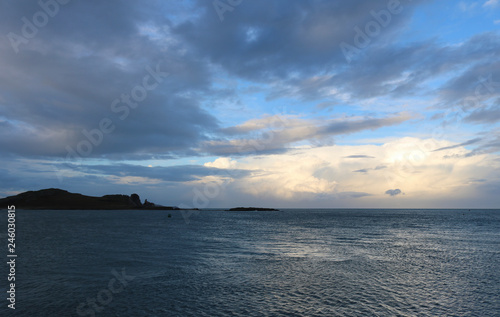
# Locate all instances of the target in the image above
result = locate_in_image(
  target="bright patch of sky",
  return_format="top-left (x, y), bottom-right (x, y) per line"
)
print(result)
top-left (404, 0), bottom-right (499, 44)
top-left (0, 0), bottom-right (499, 207)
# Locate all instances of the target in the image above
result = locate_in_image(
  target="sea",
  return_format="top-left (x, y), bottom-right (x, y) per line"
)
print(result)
top-left (1, 208), bottom-right (499, 316)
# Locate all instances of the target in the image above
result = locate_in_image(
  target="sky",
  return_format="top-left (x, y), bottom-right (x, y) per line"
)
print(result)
top-left (0, 0), bottom-right (499, 208)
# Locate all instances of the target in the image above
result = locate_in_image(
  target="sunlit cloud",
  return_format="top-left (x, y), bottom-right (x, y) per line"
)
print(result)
top-left (195, 138), bottom-right (500, 207)
top-left (0, 0), bottom-right (499, 207)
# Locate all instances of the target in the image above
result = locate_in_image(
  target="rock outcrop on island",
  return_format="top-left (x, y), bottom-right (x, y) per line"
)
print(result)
top-left (0, 188), bottom-right (190, 210)
top-left (226, 207), bottom-right (280, 211)
top-left (130, 193), bottom-right (142, 207)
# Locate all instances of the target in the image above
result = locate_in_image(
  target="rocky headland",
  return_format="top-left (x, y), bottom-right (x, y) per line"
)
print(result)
top-left (0, 188), bottom-right (192, 210)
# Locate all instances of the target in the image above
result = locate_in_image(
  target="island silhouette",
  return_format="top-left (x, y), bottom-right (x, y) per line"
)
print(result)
top-left (226, 207), bottom-right (280, 211)
top-left (0, 188), bottom-right (192, 210)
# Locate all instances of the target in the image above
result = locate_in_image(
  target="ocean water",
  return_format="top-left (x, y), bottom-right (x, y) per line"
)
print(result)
top-left (1, 209), bottom-right (500, 316)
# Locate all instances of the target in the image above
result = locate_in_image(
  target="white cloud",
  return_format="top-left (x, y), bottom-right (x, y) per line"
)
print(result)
top-left (199, 137), bottom-right (500, 207)
top-left (205, 113), bottom-right (413, 155)
top-left (483, 0), bottom-right (499, 7)
top-left (106, 175), bottom-right (162, 186)
top-left (204, 157), bottom-right (238, 169)
top-left (459, 1), bottom-right (478, 11)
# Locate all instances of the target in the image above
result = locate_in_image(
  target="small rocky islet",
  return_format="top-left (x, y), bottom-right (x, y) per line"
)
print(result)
top-left (226, 207), bottom-right (280, 211)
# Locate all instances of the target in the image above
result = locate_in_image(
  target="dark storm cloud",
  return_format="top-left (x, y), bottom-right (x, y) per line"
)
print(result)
top-left (352, 165), bottom-right (386, 174)
top-left (337, 191), bottom-right (372, 199)
top-left (310, 32), bottom-right (500, 101)
top-left (475, 180), bottom-right (500, 197)
top-left (433, 138), bottom-right (482, 152)
top-left (0, 163), bottom-right (68, 196)
top-left (0, 168), bottom-right (18, 186)
top-left (439, 58), bottom-right (500, 107)
top-left (1, 0), bottom-right (175, 52)
top-left (0, 0), bottom-right (218, 159)
top-left (385, 188), bottom-right (402, 196)
top-left (1, 0), bottom-right (498, 163)
top-left (464, 134), bottom-right (500, 157)
top-left (465, 104), bottom-right (500, 124)
top-left (343, 155), bottom-right (375, 159)
top-left (202, 113), bottom-right (412, 156)
top-left (433, 133), bottom-right (500, 158)
top-left (428, 43), bottom-right (500, 136)
top-left (352, 164), bottom-right (387, 174)
top-left (177, 0), bottom-right (424, 81)
top-left (320, 114), bottom-right (411, 134)
top-left (174, 0), bottom-right (500, 105)
top-left (54, 162), bottom-right (250, 183)
top-left (353, 169), bottom-right (369, 173)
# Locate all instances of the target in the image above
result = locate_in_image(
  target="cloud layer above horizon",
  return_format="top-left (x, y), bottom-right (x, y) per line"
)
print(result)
top-left (1, 0), bottom-right (499, 208)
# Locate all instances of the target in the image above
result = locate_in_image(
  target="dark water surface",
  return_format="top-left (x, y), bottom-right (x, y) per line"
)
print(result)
top-left (1, 209), bottom-right (499, 316)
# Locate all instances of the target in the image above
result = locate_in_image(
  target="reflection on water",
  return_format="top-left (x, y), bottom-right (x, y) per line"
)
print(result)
top-left (2, 209), bottom-right (499, 316)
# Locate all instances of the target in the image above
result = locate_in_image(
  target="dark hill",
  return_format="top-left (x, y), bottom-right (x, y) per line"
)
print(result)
top-left (0, 188), bottom-right (185, 210)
